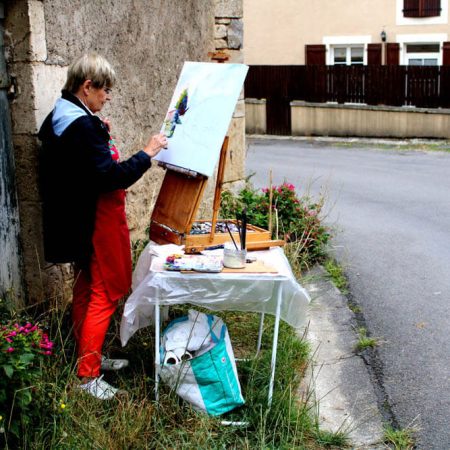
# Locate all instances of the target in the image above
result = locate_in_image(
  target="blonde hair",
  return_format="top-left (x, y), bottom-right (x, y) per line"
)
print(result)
top-left (63, 53), bottom-right (116, 93)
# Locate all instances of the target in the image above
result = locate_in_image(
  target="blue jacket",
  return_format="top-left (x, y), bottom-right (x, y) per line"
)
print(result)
top-left (38, 91), bottom-right (151, 266)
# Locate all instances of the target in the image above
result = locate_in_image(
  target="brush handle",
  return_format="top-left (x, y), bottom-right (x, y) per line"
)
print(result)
top-left (241, 209), bottom-right (247, 250)
top-left (225, 222), bottom-right (239, 250)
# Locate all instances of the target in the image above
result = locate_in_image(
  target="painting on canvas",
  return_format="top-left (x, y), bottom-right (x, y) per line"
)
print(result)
top-left (154, 61), bottom-right (248, 177)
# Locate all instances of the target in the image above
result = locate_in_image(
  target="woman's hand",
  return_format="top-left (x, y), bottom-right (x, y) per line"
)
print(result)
top-left (144, 133), bottom-right (168, 158)
top-left (101, 117), bottom-right (112, 132)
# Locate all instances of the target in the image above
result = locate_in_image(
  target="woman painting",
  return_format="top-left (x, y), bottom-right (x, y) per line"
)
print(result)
top-left (39, 53), bottom-right (167, 399)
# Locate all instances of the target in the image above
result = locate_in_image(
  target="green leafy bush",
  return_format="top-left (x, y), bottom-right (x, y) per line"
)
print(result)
top-left (0, 319), bottom-right (54, 437)
top-left (221, 182), bottom-right (330, 269)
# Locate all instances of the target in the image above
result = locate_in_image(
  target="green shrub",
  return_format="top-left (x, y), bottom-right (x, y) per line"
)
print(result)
top-left (0, 318), bottom-right (54, 438)
top-left (221, 182), bottom-right (330, 269)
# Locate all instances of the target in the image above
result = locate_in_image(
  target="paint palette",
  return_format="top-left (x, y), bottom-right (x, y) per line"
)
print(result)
top-left (164, 254), bottom-right (223, 273)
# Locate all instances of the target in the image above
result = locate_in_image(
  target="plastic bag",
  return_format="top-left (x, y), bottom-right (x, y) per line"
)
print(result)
top-left (160, 310), bottom-right (245, 416)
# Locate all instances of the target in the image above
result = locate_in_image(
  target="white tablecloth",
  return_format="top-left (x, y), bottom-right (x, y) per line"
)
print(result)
top-left (120, 243), bottom-right (310, 346)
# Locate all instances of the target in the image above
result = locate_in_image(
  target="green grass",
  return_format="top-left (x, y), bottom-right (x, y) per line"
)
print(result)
top-left (333, 140), bottom-right (450, 153)
top-left (1, 185), bottom-right (344, 449)
top-left (314, 428), bottom-right (349, 447)
top-left (1, 312), bottom-right (317, 449)
top-left (348, 303), bottom-right (362, 314)
top-left (1, 270), bottom-right (349, 449)
top-left (355, 327), bottom-right (378, 352)
top-left (324, 258), bottom-right (348, 294)
top-left (384, 425), bottom-right (416, 449)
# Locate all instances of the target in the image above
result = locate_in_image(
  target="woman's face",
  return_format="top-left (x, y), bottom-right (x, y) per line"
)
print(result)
top-left (85, 85), bottom-right (112, 113)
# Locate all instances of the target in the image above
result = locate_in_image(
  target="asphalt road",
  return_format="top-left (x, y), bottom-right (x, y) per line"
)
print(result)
top-left (246, 138), bottom-right (450, 449)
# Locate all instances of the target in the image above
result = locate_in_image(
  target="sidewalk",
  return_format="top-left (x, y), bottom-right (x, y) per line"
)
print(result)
top-left (300, 266), bottom-right (385, 449)
top-left (248, 134), bottom-right (450, 148)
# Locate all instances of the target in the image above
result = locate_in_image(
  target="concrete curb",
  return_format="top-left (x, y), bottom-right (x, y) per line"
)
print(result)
top-left (247, 134), bottom-right (450, 147)
top-left (300, 266), bottom-right (385, 449)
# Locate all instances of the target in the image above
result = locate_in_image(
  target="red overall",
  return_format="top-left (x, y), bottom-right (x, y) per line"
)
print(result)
top-left (72, 141), bottom-right (132, 377)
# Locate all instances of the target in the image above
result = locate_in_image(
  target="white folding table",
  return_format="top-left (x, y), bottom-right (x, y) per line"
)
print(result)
top-left (120, 243), bottom-right (310, 406)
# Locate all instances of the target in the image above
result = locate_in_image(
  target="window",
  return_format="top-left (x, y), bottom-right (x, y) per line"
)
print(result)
top-left (333, 47), bottom-right (346, 65)
top-left (406, 43), bottom-right (440, 65)
top-left (332, 46), bottom-right (364, 65)
top-left (403, 0), bottom-right (441, 17)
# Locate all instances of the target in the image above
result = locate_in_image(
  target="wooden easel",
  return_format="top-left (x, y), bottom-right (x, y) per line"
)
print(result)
top-left (208, 136), bottom-right (229, 244)
top-left (149, 139), bottom-right (228, 247)
top-left (150, 137), bottom-right (284, 252)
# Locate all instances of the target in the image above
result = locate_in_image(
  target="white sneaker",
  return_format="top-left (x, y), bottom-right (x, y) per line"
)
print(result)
top-left (101, 356), bottom-right (129, 371)
top-left (78, 375), bottom-right (119, 400)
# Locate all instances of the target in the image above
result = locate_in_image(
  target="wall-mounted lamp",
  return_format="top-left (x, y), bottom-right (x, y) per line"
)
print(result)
top-left (380, 30), bottom-right (387, 42)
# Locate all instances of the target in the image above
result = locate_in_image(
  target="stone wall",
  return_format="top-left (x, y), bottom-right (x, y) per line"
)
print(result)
top-left (244, 99), bottom-right (450, 138)
top-left (245, 99), bottom-right (266, 135)
top-left (291, 101), bottom-right (450, 138)
top-left (211, 0), bottom-right (246, 198)
top-left (4, 0), bottom-right (220, 301)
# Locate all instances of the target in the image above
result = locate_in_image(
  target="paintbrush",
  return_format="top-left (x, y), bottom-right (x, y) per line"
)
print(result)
top-left (225, 221), bottom-right (239, 251)
top-left (241, 208), bottom-right (247, 250)
top-left (235, 214), bottom-right (242, 249)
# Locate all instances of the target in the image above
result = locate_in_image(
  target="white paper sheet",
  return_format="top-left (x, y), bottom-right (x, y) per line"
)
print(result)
top-left (154, 62), bottom-right (249, 177)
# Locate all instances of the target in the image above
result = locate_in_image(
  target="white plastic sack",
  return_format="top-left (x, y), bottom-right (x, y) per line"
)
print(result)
top-left (160, 311), bottom-right (245, 416)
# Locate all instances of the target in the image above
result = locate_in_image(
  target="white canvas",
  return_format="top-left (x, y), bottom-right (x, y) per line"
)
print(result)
top-left (154, 62), bottom-right (249, 177)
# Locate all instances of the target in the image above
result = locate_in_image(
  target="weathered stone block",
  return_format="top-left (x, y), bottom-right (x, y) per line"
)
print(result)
top-left (42, 263), bottom-right (74, 304)
top-left (216, 18), bottom-right (231, 25)
top-left (4, 2), bottom-right (30, 63)
top-left (225, 49), bottom-right (244, 64)
top-left (224, 116), bottom-right (246, 183)
top-left (17, 200), bottom-right (45, 301)
top-left (127, 166), bottom-right (164, 241)
top-left (33, 63), bottom-right (67, 131)
top-left (215, 24), bottom-right (227, 39)
top-left (29, 1), bottom-right (47, 62)
top-left (233, 98), bottom-right (245, 118)
top-left (215, 38), bottom-right (228, 50)
top-left (228, 19), bottom-right (243, 49)
top-left (8, 62), bottom-right (36, 135)
top-left (11, 134), bottom-right (41, 203)
top-left (215, 0), bottom-right (242, 18)
top-left (245, 99), bottom-right (267, 134)
top-left (4, 0), bottom-right (46, 62)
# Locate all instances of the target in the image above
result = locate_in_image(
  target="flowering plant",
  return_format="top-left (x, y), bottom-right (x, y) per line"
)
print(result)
top-left (220, 182), bottom-right (330, 268)
top-left (0, 321), bottom-right (54, 437)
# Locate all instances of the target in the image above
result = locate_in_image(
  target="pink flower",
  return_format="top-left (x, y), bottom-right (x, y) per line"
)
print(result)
top-left (7, 347), bottom-right (14, 353)
top-left (5, 337), bottom-right (13, 343)
top-left (281, 182), bottom-right (295, 191)
top-left (44, 351), bottom-right (52, 356)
